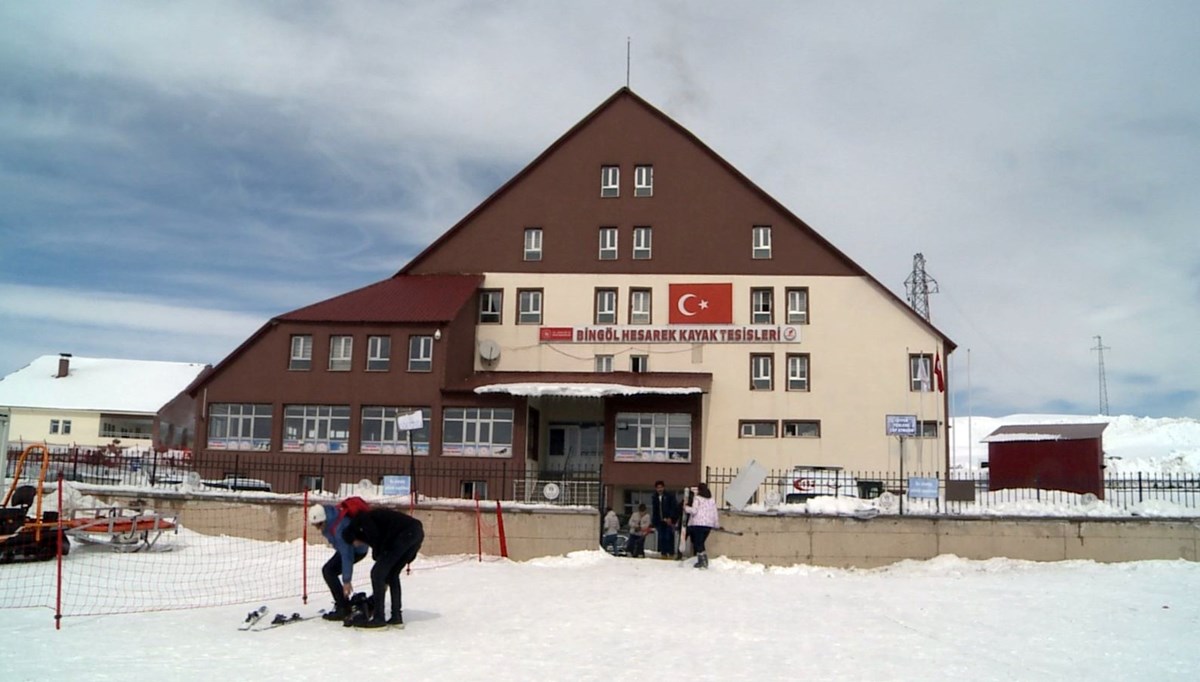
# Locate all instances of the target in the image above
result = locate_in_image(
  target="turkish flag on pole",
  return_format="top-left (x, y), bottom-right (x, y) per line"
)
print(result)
top-left (669, 283), bottom-right (733, 324)
top-left (933, 352), bottom-right (945, 393)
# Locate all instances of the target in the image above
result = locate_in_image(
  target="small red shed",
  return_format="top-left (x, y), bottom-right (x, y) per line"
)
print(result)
top-left (983, 423), bottom-right (1108, 498)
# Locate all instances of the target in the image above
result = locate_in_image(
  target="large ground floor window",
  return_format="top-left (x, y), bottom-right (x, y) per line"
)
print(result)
top-left (282, 405), bottom-right (351, 453)
top-left (207, 404), bottom-right (272, 451)
top-left (615, 412), bottom-right (692, 462)
top-left (442, 407), bottom-right (514, 457)
top-left (361, 406), bottom-right (432, 455)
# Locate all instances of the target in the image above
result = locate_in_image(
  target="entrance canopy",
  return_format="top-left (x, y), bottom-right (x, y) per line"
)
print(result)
top-left (449, 371), bottom-right (712, 398)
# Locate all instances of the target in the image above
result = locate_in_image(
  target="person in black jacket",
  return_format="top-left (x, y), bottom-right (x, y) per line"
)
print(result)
top-left (650, 480), bottom-right (680, 559)
top-left (348, 507), bottom-right (424, 629)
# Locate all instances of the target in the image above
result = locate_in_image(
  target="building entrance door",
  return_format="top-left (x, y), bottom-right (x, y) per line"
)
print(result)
top-left (546, 423), bottom-right (602, 475)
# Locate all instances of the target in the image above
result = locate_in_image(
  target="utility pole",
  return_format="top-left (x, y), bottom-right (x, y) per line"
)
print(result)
top-left (904, 253), bottom-right (939, 321)
top-left (1092, 335), bottom-right (1110, 416)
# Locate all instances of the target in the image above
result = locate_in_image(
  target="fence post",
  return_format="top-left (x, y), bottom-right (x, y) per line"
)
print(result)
top-left (1138, 472), bottom-right (1143, 504)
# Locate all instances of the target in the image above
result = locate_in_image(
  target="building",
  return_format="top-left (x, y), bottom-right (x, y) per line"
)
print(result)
top-left (0, 354), bottom-right (209, 456)
top-left (983, 423), bottom-right (1108, 498)
top-left (185, 88), bottom-right (954, 509)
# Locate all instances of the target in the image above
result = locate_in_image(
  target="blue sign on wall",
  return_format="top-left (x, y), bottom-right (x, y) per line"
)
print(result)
top-left (886, 414), bottom-right (918, 436)
top-left (382, 475), bottom-right (411, 497)
top-left (908, 477), bottom-right (939, 499)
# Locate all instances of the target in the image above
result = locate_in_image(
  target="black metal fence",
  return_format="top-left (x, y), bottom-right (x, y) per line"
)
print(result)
top-left (704, 466), bottom-right (1200, 515)
top-left (4, 447), bottom-right (604, 505)
top-left (8, 448), bottom-right (1197, 515)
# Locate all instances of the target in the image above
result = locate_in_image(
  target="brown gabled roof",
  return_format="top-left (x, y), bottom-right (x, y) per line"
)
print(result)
top-left (398, 87), bottom-right (956, 352)
top-left (280, 274), bottom-right (484, 323)
top-left (984, 423), bottom-right (1109, 442)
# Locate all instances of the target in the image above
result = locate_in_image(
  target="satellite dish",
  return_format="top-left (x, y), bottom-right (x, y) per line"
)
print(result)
top-left (764, 491), bottom-right (782, 509)
top-left (479, 340), bottom-right (501, 362)
top-left (1081, 492), bottom-right (1098, 505)
top-left (183, 471), bottom-right (201, 487)
top-left (876, 491), bottom-right (897, 511)
top-left (542, 482), bottom-right (561, 500)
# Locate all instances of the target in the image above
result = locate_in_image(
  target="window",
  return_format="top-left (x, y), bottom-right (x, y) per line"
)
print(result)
top-left (751, 354), bottom-right (774, 390)
top-left (751, 288), bottom-right (774, 324)
top-left (783, 420), bottom-right (821, 438)
top-left (634, 165), bottom-right (653, 197)
top-left (786, 287), bottom-right (809, 324)
top-left (289, 335), bottom-right (313, 370)
top-left (598, 227), bottom-right (618, 260)
top-left (328, 335), bottom-right (353, 371)
top-left (629, 288), bottom-right (651, 325)
top-left (49, 419), bottom-right (60, 434)
top-left (61, 419), bottom-right (71, 435)
top-left (523, 228), bottom-right (543, 261)
top-left (786, 354), bottom-right (810, 391)
top-left (615, 412), bottom-right (692, 462)
top-left (630, 354), bottom-right (649, 373)
top-left (282, 405), bottom-right (351, 454)
top-left (632, 226), bottom-right (652, 260)
top-left (208, 404), bottom-right (273, 451)
top-left (366, 336), bottom-right (391, 372)
top-left (517, 289), bottom-right (543, 325)
top-left (595, 355), bottom-right (614, 372)
top-left (442, 407), bottom-right (514, 457)
top-left (601, 165), bottom-right (619, 197)
top-left (461, 480), bottom-right (488, 500)
top-left (360, 406), bottom-right (432, 455)
top-left (918, 420), bottom-right (940, 438)
top-left (740, 420), bottom-right (778, 438)
top-left (752, 225), bottom-right (772, 259)
top-left (409, 336), bottom-right (434, 372)
top-left (910, 354), bottom-right (934, 392)
top-left (479, 290), bottom-right (503, 324)
top-left (100, 414), bottom-right (153, 439)
top-left (595, 289), bottom-right (617, 324)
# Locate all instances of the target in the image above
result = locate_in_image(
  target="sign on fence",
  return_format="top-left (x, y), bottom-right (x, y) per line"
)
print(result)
top-left (908, 477), bottom-right (939, 499)
top-left (382, 475), bottom-right (412, 497)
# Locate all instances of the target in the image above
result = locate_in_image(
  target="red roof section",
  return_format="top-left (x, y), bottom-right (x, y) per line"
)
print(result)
top-left (279, 274), bottom-right (484, 323)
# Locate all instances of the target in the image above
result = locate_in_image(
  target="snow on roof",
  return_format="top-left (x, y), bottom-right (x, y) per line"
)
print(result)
top-left (0, 355), bottom-right (208, 413)
top-left (474, 382), bottom-right (704, 398)
top-left (982, 433), bottom-right (1063, 443)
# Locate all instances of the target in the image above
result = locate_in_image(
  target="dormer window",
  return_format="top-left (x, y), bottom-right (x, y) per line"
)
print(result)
top-left (524, 228), bottom-right (543, 261)
top-left (752, 225), bottom-right (772, 259)
top-left (634, 165), bottom-right (653, 197)
top-left (601, 166), bottom-right (619, 197)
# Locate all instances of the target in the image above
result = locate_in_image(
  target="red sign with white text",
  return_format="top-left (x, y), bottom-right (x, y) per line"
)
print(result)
top-left (668, 283), bottom-right (733, 324)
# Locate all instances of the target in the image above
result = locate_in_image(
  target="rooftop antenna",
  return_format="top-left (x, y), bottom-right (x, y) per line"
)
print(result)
top-left (1092, 335), bottom-right (1110, 415)
top-left (626, 37), bottom-right (631, 88)
top-left (903, 253), bottom-right (939, 321)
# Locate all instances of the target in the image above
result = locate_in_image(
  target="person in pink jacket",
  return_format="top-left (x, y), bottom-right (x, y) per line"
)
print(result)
top-left (683, 482), bottom-right (719, 569)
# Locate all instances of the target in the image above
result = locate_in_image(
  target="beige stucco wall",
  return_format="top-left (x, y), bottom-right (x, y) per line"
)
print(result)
top-left (5, 408), bottom-right (150, 449)
top-left (84, 493), bottom-right (1197, 567)
top-left (474, 273), bottom-right (947, 474)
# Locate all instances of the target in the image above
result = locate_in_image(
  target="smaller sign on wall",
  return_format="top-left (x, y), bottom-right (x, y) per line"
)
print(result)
top-left (382, 475), bottom-right (411, 497)
top-left (886, 414), bottom-right (918, 437)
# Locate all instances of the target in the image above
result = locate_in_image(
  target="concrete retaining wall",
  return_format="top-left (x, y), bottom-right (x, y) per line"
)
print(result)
top-left (87, 492), bottom-right (1198, 566)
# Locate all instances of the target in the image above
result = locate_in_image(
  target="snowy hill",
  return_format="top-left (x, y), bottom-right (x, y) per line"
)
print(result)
top-left (951, 414), bottom-right (1200, 475)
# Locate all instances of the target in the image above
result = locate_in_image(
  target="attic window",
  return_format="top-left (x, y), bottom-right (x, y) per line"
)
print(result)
top-left (752, 226), bottom-right (772, 259)
top-left (601, 166), bottom-right (619, 198)
top-left (289, 335), bottom-right (313, 371)
top-left (524, 228), bottom-right (543, 261)
top-left (634, 165), bottom-right (653, 197)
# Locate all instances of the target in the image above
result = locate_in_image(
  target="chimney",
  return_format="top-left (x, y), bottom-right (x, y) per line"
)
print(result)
top-left (57, 353), bottom-right (72, 378)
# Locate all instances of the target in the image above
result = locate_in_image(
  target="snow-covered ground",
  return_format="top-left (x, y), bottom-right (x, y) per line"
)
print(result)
top-left (3, 547), bottom-right (1198, 681)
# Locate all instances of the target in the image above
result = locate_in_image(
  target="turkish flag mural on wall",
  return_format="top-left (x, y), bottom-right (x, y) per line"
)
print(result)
top-left (668, 283), bottom-right (733, 324)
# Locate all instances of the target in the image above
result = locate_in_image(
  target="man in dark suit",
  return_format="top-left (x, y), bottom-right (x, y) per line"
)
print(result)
top-left (650, 480), bottom-right (679, 559)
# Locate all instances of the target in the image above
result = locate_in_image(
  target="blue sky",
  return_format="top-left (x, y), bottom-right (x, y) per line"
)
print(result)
top-left (1, 1), bottom-right (1197, 418)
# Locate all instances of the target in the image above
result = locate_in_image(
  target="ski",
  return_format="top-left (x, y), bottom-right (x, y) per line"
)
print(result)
top-left (249, 609), bottom-right (327, 631)
top-left (677, 486), bottom-right (690, 561)
top-left (238, 605), bottom-right (268, 631)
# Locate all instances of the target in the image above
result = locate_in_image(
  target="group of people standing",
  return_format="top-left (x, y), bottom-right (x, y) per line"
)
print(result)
top-left (607, 479), bottom-right (720, 568)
